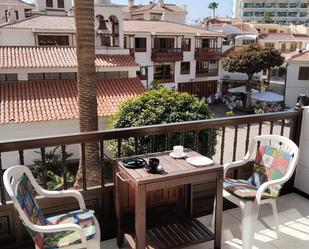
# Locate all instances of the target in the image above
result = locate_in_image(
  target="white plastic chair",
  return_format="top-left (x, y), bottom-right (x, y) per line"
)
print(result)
top-left (213, 135), bottom-right (300, 249)
top-left (3, 165), bottom-right (101, 249)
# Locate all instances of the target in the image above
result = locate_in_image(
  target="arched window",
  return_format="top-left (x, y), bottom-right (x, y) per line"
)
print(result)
top-left (109, 16), bottom-right (119, 47)
top-left (96, 15), bottom-right (111, 47)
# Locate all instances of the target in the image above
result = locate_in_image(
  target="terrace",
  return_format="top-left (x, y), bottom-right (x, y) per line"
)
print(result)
top-left (1, 106), bottom-right (309, 249)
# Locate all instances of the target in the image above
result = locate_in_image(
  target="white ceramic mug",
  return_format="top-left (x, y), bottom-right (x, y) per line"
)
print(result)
top-left (173, 145), bottom-right (184, 156)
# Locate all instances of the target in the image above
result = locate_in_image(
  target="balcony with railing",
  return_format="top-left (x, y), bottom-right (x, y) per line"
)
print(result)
top-left (151, 48), bottom-right (183, 62)
top-left (153, 73), bottom-right (175, 83)
top-left (1, 107), bottom-right (309, 249)
top-left (195, 48), bottom-right (222, 61)
top-left (196, 68), bottom-right (219, 78)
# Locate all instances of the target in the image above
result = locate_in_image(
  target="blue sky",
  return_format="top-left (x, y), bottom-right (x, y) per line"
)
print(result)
top-left (24, 0), bottom-right (233, 21)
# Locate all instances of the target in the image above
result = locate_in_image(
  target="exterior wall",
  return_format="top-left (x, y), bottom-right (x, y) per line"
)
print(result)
top-left (0, 118), bottom-right (108, 169)
top-left (160, 12), bottom-right (186, 24)
top-left (34, 0), bottom-right (73, 12)
top-left (0, 6), bottom-right (30, 25)
top-left (295, 106), bottom-right (309, 194)
top-left (0, 28), bottom-right (35, 46)
top-left (251, 24), bottom-right (291, 33)
top-left (234, 0), bottom-right (309, 25)
top-left (285, 62), bottom-right (309, 108)
top-left (95, 3), bottom-right (124, 49)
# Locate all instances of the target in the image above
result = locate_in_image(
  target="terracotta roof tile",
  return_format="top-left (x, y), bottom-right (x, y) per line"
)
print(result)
top-left (232, 24), bottom-right (258, 34)
top-left (123, 20), bottom-right (221, 36)
top-left (222, 46), bottom-right (243, 57)
top-left (0, 78), bottom-right (145, 124)
top-left (0, 46), bottom-right (139, 69)
top-left (287, 50), bottom-right (309, 62)
top-left (260, 33), bottom-right (309, 41)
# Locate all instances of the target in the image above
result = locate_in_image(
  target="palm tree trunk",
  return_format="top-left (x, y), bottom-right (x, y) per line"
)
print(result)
top-left (74, 0), bottom-right (101, 188)
top-left (213, 9), bottom-right (216, 18)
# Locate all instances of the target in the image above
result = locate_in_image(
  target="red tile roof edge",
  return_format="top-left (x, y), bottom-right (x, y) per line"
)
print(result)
top-left (0, 78), bottom-right (145, 125)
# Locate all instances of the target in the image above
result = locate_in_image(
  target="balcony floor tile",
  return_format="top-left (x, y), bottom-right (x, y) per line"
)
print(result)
top-left (101, 193), bottom-right (309, 249)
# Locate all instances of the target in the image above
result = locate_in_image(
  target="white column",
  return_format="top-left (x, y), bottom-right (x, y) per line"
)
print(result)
top-left (295, 107), bottom-right (309, 194)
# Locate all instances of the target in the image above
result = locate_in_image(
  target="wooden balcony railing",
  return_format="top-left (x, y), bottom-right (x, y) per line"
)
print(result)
top-left (195, 48), bottom-right (222, 61)
top-left (196, 69), bottom-right (219, 78)
top-left (0, 110), bottom-right (302, 247)
top-left (154, 73), bottom-right (175, 83)
top-left (151, 48), bottom-right (183, 62)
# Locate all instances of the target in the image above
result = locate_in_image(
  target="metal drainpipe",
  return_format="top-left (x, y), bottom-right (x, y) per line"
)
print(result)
top-left (283, 63), bottom-right (288, 111)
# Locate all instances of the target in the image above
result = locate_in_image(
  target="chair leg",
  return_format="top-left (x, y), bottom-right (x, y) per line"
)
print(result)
top-left (211, 198), bottom-right (216, 227)
top-left (241, 201), bottom-right (259, 249)
top-left (270, 200), bottom-right (280, 239)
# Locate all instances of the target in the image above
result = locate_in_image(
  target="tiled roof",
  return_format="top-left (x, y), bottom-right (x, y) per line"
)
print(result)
top-left (260, 33), bottom-right (309, 41)
top-left (131, 3), bottom-right (186, 13)
top-left (0, 46), bottom-right (139, 69)
top-left (0, 0), bottom-right (33, 7)
top-left (287, 50), bottom-right (309, 62)
top-left (232, 24), bottom-right (258, 34)
top-left (123, 20), bottom-right (221, 36)
top-left (0, 78), bottom-right (145, 124)
top-left (0, 15), bottom-right (75, 30)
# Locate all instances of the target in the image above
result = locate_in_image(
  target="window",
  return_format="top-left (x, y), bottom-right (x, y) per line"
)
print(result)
top-left (61, 72), bottom-right (76, 80)
top-left (135, 38), bottom-right (147, 52)
top-left (38, 35), bottom-right (70, 46)
top-left (181, 38), bottom-right (191, 51)
top-left (28, 73), bottom-right (44, 80)
top-left (154, 38), bottom-right (174, 49)
top-left (58, 0), bottom-right (64, 8)
top-left (180, 62), bottom-right (190, 75)
top-left (242, 39), bottom-right (255, 45)
top-left (137, 66), bottom-right (148, 80)
top-left (45, 73), bottom-right (60, 80)
top-left (298, 67), bottom-right (309, 80)
top-left (0, 74), bottom-right (18, 81)
top-left (196, 61), bottom-right (209, 77)
top-left (269, 29), bottom-right (277, 33)
top-left (46, 0), bottom-right (53, 8)
top-left (5, 10), bottom-right (9, 22)
top-left (15, 11), bottom-right (19, 20)
top-left (265, 43), bottom-right (275, 48)
top-left (96, 71), bottom-right (129, 79)
top-left (281, 43), bottom-right (286, 51)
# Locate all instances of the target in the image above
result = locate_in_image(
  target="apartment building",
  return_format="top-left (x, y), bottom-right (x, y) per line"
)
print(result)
top-left (123, 0), bottom-right (187, 24)
top-left (233, 0), bottom-right (309, 25)
top-left (0, 0), bottom-right (34, 25)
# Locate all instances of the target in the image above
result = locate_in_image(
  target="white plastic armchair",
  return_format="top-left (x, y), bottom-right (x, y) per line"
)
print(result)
top-left (3, 165), bottom-right (101, 249)
top-left (214, 135), bottom-right (300, 249)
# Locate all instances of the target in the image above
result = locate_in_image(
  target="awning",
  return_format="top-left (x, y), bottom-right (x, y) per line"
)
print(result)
top-left (251, 91), bottom-right (284, 102)
top-left (228, 86), bottom-right (259, 94)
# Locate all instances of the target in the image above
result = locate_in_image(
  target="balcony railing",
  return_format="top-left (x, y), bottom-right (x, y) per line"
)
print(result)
top-left (195, 48), bottom-right (222, 61)
top-left (196, 69), bottom-right (219, 78)
top-left (0, 110), bottom-right (302, 247)
top-left (151, 48), bottom-right (183, 62)
top-left (154, 73), bottom-right (175, 83)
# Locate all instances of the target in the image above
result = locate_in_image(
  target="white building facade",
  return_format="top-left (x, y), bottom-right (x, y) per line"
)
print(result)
top-left (0, 0), bottom-right (34, 25)
top-left (233, 0), bottom-right (309, 25)
top-left (285, 51), bottom-right (309, 108)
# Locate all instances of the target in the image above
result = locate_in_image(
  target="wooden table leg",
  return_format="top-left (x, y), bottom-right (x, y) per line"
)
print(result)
top-left (214, 170), bottom-right (223, 249)
top-left (135, 184), bottom-right (146, 249)
top-left (115, 169), bottom-right (124, 247)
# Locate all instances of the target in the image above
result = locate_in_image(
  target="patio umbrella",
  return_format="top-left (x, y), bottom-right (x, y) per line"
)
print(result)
top-left (228, 86), bottom-right (259, 94)
top-left (251, 91), bottom-right (284, 102)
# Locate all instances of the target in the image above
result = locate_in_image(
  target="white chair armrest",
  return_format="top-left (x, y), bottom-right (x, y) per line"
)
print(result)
top-left (40, 189), bottom-right (86, 210)
top-left (255, 177), bottom-right (289, 203)
top-left (223, 159), bottom-right (249, 178)
top-left (31, 223), bottom-right (87, 245)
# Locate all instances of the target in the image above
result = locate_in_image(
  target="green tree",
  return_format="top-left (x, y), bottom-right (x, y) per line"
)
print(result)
top-left (222, 45), bottom-right (284, 109)
top-left (263, 12), bottom-right (274, 23)
top-left (109, 89), bottom-right (218, 158)
top-left (208, 2), bottom-right (219, 18)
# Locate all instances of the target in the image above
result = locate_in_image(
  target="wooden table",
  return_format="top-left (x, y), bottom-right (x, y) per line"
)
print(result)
top-left (114, 150), bottom-right (223, 249)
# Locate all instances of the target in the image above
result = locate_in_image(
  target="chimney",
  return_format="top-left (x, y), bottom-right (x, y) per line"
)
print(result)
top-left (128, 0), bottom-right (134, 8)
top-left (158, 0), bottom-right (164, 6)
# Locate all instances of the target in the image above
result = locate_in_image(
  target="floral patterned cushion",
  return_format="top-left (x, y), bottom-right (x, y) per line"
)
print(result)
top-left (43, 210), bottom-right (96, 249)
top-left (224, 146), bottom-right (292, 201)
top-left (15, 173), bottom-right (47, 249)
top-left (224, 179), bottom-right (276, 200)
